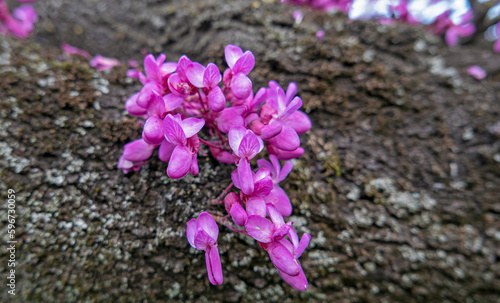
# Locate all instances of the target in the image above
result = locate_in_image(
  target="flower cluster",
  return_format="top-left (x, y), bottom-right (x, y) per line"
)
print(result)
top-left (118, 44), bottom-right (312, 290)
top-left (0, 0), bottom-right (38, 39)
top-left (282, 0), bottom-right (479, 48)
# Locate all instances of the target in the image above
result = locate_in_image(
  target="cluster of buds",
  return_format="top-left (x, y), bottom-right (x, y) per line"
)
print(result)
top-left (0, 0), bottom-right (38, 39)
top-left (118, 44), bottom-right (312, 290)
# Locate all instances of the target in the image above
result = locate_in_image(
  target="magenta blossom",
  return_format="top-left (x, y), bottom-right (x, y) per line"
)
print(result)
top-left (256, 81), bottom-right (311, 152)
top-left (244, 204), bottom-right (311, 290)
top-left (159, 114), bottom-right (204, 179)
top-left (0, 1), bottom-right (38, 39)
top-left (90, 54), bottom-right (120, 71)
top-left (117, 138), bottom-right (157, 174)
top-left (223, 45), bottom-right (255, 100)
top-left (228, 125), bottom-right (264, 195)
top-left (61, 43), bottom-right (91, 59)
top-left (257, 155), bottom-right (294, 217)
top-left (186, 212), bottom-right (223, 285)
top-left (316, 30), bottom-right (325, 40)
top-left (467, 65), bottom-right (486, 80)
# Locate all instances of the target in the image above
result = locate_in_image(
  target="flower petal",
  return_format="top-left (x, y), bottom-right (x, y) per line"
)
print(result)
top-left (273, 222), bottom-right (292, 241)
top-left (225, 44), bottom-right (243, 69)
top-left (147, 93), bottom-right (166, 118)
top-left (285, 110), bottom-right (311, 135)
top-left (231, 73), bottom-right (252, 100)
top-left (208, 245), bottom-right (223, 285)
top-left (163, 114), bottom-right (187, 145)
top-left (218, 107), bottom-right (246, 134)
top-left (277, 262), bottom-right (308, 291)
top-left (203, 63), bottom-right (222, 89)
top-left (285, 82), bottom-right (298, 103)
top-left (266, 204), bottom-right (285, 226)
top-left (271, 186), bottom-right (292, 217)
top-left (238, 159), bottom-right (254, 195)
top-left (167, 145), bottom-right (192, 179)
top-left (181, 117), bottom-right (205, 138)
top-left (295, 233), bottom-right (311, 259)
top-left (232, 51), bottom-right (255, 75)
top-left (163, 93), bottom-right (184, 112)
top-left (197, 212), bottom-right (219, 241)
top-left (186, 218), bottom-right (197, 248)
top-left (281, 96), bottom-right (302, 120)
top-left (160, 62), bottom-right (177, 76)
top-left (190, 153), bottom-right (199, 176)
top-left (278, 159), bottom-right (293, 182)
top-left (186, 62), bottom-right (206, 88)
top-left (176, 55), bottom-right (192, 80)
top-left (142, 116), bottom-right (164, 145)
top-left (194, 229), bottom-right (215, 250)
top-left (125, 92), bottom-right (147, 116)
top-left (268, 125), bottom-right (300, 151)
top-left (238, 131), bottom-right (263, 160)
top-left (224, 192), bottom-right (241, 214)
top-left (246, 197), bottom-right (266, 217)
top-left (230, 203), bottom-right (248, 226)
top-left (260, 123), bottom-right (283, 140)
top-left (252, 168), bottom-right (273, 197)
top-left (137, 82), bottom-right (162, 108)
top-left (208, 86), bottom-right (226, 112)
top-left (228, 125), bottom-right (248, 156)
top-left (267, 241), bottom-right (300, 276)
top-left (144, 54), bottom-right (160, 82)
top-left (158, 140), bottom-right (175, 162)
top-left (245, 215), bottom-right (274, 243)
top-left (122, 139), bottom-right (155, 162)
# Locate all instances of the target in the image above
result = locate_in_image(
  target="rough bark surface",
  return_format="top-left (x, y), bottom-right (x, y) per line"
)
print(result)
top-left (1, 0), bottom-right (499, 302)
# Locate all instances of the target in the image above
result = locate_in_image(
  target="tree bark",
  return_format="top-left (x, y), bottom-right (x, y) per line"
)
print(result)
top-left (1, 0), bottom-right (499, 302)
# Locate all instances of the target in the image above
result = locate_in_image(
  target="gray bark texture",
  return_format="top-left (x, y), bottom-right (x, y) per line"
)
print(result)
top-left (0, 0), bottom-right (499, 302)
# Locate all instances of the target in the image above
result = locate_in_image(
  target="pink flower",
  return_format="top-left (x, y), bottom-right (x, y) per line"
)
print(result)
top-left (467, 65), bottom-right (486, 80)
top-left (293, 10), bottom-right (303, 24)
top-left (159, 114), bottom-right (204, 179)
top-left (90, 54), bottom-right (120, 71)
top-left (445, 23), bottom-right (475, 47)
top-left (117, 139), bottom-right (157, 174)
top-left (258, 82), bottom-right (310, 152)
top-left (223, 45), bottom-right (255, 100)
top-left (186, 212), bottom-right (223, 285)
top-left (61, 43), bottom-right (91, 59)
top-left (316, 30), bottom-right (325, 40)
top-left (0, 2), bottom-right (38, 39)
top-left (228, 126), bottom-right (264, 195)
top-left (257, 155), bottom-right (294, 217)
top-left (494, 39), bottom-right (500, 53)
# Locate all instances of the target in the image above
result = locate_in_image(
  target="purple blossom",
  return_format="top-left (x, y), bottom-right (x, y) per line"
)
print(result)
top-left (293, 10), bottom-right (303, 24)
top-left (467, 65), bottom-right (486, 80)
top-left (244, 204), bottom-right (311, 290)
top-left (257, 155), bottom-right (294, 217)
top-left (228, 126), bottom-right (264, 195)
top-left (0, 1), bottom-right (38, 39)
top-left (223, 45), bottom-right (255, 100)
top-left (316, 30), bottom-right (325, 40)
top-left (255, 81), bottom-right (311, 153)
top-left (217, 106), bottom-right (247, 134)
top-left (159, 114), bottom-right (204, 179)
top-left (90, 54), bottom-right (120, 71)
top-left (118, 139), bottom-right (156, 174)
top-left (444, 11), bottom-right (475, 47)
top-left (186, 212), bottom-right (223, 285)
top-left (61, 43), bottom-right (91, 59)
